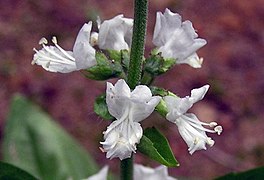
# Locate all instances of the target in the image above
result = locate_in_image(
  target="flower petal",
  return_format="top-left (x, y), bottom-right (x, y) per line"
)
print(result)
top-left (106, 79), bottom-right (131, 119)
top-left (73, 22), bottom-right (96, 69)
top-left (153, 9), bottom-right (207, 67)
top-left (153, 8), bottom-right (182, 47)
top-left (101, 119), bottom-right (142, 160)
top-left (189, 85), bottom-right (209, 104)
top-left (176, 114), bottom-right (214, 154)
top-left (129, 85), bottom-right (161, 122)
top-left (134, 164), bottom-right (176, 180)
top-left (98, 14), bottom-right (133, 50)
top-left (164, 96), bottom-right (193, 121)
top-left (130, 96), bottom-right (161, 122)
top-left (33, 45), bottom-right (77, 73)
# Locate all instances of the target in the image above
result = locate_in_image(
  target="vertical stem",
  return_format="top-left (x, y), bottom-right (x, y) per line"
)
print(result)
top-left (127, 0), bottom-right (148, 89)
top-left (120, 154), bottom-right (134, 180)
top-left (121, 0), bottom-right (148, 180)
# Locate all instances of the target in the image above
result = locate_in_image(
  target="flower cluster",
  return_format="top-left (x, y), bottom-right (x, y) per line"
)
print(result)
top-left (100, 79), bottom-right (161, 160)
top-left (32, 9), bottom-right (206, 73)
top-left (32, 8), bottom-right (222, 164)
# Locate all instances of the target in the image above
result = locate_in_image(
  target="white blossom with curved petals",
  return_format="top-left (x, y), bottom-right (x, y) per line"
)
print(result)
top-left (164, 85), bottom-right (223, 154)
top-left (98, 15), bottom-right (133, 51)
top-left (153, 8), bottom-right (207, 68)
top-left (100, 79), bottom-right (161, 160)
top-left (32, 22), bottom-right (96, 73)
top-left (134, 164), bottom-right (176, 180)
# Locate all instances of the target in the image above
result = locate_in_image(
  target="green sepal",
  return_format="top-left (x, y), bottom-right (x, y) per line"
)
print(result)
top-left (150, 86), bottom-right (176, 97)
top-left (215, 166), bottom-right (264, 180)
top-left (155, 99), bottom-right (169, 118)
top-left (149, 86), bottom-right (177, 118)
top-left (84, 52), bottom-right (123, 80)
top-left (94, 94), bottom-right (114, 120)
top-left (0, 162), bottom-right (38, 180)
top-left (143, 53), bottom-right (175, 76)
top-left (106, 49), bottom-right (130, 73)
top-left (137, 127), bottom-right (179, 167)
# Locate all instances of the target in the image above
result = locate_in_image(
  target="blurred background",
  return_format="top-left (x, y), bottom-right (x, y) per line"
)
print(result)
top-left (0, 0), bottom-right (264, 179)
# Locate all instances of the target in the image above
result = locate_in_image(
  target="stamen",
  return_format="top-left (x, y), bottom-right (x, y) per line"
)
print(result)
top-left (99, 147), bottom-right (105, 153)
top-left (209, 122), bottom-right (218, 127)
top-left (34, 49), bottom-right (74, 65)
top-left (39, 37), bottom-right (48, 45)
top-left (51, 36), bottom-right (75, 61)
top-left (207, 138), bottom-right (215, 146)
top-left (194, 137), bottom-right (199, 145)
top-left (97, 16), bottom-right (101, 29)
top-left (51, 36), bottom-right (57, 44)
top-left (198, 57), bottom-right (203, 65)
top-left (214, 126), bottom-right (223, 135)
top-left (90, 32), bottom-right (98, 46)
top-left (41, 44), bottom-right (75, 64)
top-left (31, 59), bottom-right (37, 65)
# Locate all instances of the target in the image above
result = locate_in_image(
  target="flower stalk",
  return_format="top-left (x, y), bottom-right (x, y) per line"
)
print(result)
top-left (127, 0), bottom-right (148, 89)
top-left (122, 0), bottom-right (148, 180)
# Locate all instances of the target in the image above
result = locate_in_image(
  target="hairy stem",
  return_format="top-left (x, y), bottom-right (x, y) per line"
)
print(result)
top-left (121, 0), bottom-right (148, 180)
top-left (127, 0), bottom-right (148, 89)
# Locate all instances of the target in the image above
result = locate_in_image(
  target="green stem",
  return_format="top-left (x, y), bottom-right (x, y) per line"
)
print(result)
top-left (121, 0), bottom-right (148, 180)
top-left (127, 0), bottom-right (148, 89)
top-left (120, 154), bottom-right (134, 180)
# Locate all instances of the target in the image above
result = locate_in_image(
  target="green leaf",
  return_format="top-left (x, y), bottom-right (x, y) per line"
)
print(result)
top-left (137, 127), bottom-right (179, 167)
top-left (85, 52), bottom-right (123, 80)
top-left (2, 94), bottom-right (99, 180)
top-left (215, 166), bottom-right (264, 180)
top-left (0, 162), bottom-right (38, 180)
top-left (94, 94), bottom-right (114, 120)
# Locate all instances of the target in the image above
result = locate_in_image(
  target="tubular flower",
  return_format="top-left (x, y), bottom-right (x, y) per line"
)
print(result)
top-left (153, 8), bottom-right (207, 68)
top-left (164, 85), bottom-right (222, 154)
top-left (32, 22), bottom-right (96, 73)
top-left (98, 15), bottom-right (133, 51)
top-left (100, 79), bottom-right (161, 160)
top-left (134, 164), bottom-right (176, 180)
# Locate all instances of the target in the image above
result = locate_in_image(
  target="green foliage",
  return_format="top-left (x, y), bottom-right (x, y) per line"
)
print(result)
top-left (0, 162), bottom-right (38, 180)
top-left (215, 166), bottom-right (264, 180)
top-left (2, 94), bottom-right (99, 180)
top-left (137, 127), bottom-right (179, 167)
top-left (94, 94), bottom-right (114, 120)
top-left (85, 52), bottom-right (123, 80)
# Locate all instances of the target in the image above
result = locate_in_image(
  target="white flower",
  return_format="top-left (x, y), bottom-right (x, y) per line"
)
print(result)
top-left (153, 8), bottom-right (207, 68)
top-left (32, 22), bottom-right (96, 73)
top-left (134, 164), bottom-right (176, 180)
top-left (164, 85), bottom-right (222, 154)
top-left (100, 79), bottom-right (161, 160)
top-left (83, 166), bottom-right (108, 180)
top-left (98, 15), bottom-right (133, 51)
